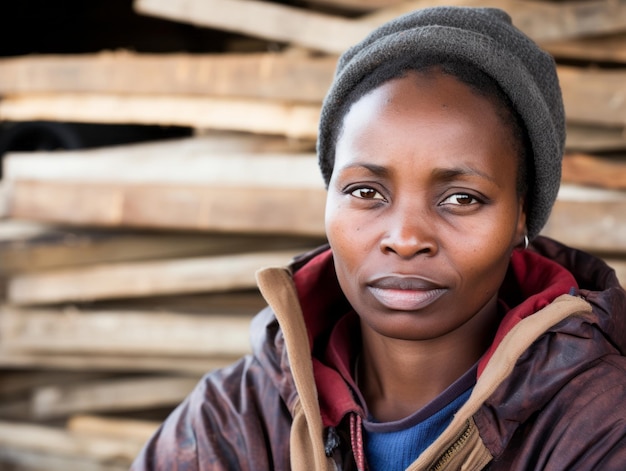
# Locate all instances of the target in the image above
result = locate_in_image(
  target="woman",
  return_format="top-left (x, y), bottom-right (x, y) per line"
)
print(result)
top-left (132, 6), bottom-right (626, 470)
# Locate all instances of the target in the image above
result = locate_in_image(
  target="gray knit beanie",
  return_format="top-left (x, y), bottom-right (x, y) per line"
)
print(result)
top-left (317, 6), bottom-right (565, 241)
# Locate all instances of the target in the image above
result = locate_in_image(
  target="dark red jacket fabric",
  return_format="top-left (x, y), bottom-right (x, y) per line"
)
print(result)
top-left (131, 237), bottom-right (626, 470)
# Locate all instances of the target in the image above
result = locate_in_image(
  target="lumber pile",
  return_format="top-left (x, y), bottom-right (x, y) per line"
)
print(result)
top-left (0, 221), bottom-right (323, 470)
top-left (0, 0), bottom-right (625, 469)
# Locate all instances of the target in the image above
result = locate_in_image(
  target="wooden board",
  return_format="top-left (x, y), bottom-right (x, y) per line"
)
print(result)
top-left (1, 306), bottom-right (253, 356)
top-left (0, 221), bottom-right (320, 275)
top-left (0, 448), bottom-right (129, 471)
top-left (363, 0), bottom-right (626, 42)
top-left (0, 375), bottom-right (199, 422)
top-left (6, 249), bottom-right (306, 304)
top-left (6, 180), bottom-right (328, 235)
top-left (135, 0), bottom-right (626, 54)
top-left (91, 290), bottom-right (268, 315)
top-left (0, 420), bottom-right (143, 466)
top-left (562, 153), bottom-right (626, 190)
top-left (541, 185), bottom-right (626, 253)
top-left (190, 129), bottom-right (315, 152)
top-left (303, 0), bottom-right (405, 12)
top-left (0, 51), bottom-right (336, 102)
top-left (134, 0), bottom-right (371, 54)
top-left (0, 351), bottom-right (236, 375)
top-left (3, 136), bottom-right (326, 237)
top-left (558, 65), bottom-right (626, 127)
top-left (31, 376), bottom-right (198, 419)
top-left (67, 415), bottom-right (160, 443)
top-left (0, 93), bottom-right (321, 139)
top-left (565, 124), bottom-right (626, 153)
top-left (4, 141), bottom-right (321, 187)
top-left (0, 182), bottom-right (7, 219)
top-left (1, 67), bottom-right (625, 138)
top-left (0, 397), bottom-right (30, 422)
top-left (0, 371), bottom-right (110, 398)
top-left (543, 33), bottom-right (626, 64)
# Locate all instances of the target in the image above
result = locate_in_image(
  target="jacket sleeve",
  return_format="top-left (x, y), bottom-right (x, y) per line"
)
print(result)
top-left (483, 354), bottom-right (626, 471)
top-left (130, 355), bottom-right (292, 471)
top-left (553, 355), bottom-right (626, 471)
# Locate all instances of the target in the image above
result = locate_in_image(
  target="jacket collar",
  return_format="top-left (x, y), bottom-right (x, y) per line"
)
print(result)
top-left (254, 236), bottom-right (624, 469)
top-left (282, 237), bottom-right (583, 425)
top-left (254, 236), bottom-right (619, 422)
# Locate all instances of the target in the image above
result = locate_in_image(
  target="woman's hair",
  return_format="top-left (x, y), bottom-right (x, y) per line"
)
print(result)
top-left (328, 56), bottom-right (531, 199)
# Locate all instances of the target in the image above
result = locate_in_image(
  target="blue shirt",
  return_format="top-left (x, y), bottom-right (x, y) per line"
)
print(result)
top-left (362, 366), bottom-right (476, 471)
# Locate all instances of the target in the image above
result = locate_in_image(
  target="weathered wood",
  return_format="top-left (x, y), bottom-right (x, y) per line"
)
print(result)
top-left (566, 124), bottom-right (626, 153)
top-left (134, 0), bottom-right (626, 54)
top-left (363, 0), bottom-right (626, 42)
top-left (558, 65), bottom-right (626, 127)
top-left (0, 448), bottom-right (129, 471)
top-left (134, 0), bottom-right (370, 54)
top-left (2, 67), bottom-right (625, 138)
top-left (0, 232), bottom-right (318, 275)
top-left (0, 397), bottom-right (32, 421)
top-left (0, 371), bottom-right (109, 397)
top-left (67, 415), bottom-right (160, 443)
top-left (191, 129), bottom-right (315, 153)
top-left (304, 0), bottom-right (405, 12)
top-left (0, 420), bottom-right (142, 465)
top-left (6, 180), bottom-right (327, 235)
top-left (2, 138), bottom-right (324, 237)
top-left (6, 249), bottom-right (305, 305)
top-left (543, 33), bottom-right (626, 64)
top-left (31, 376), bottom-right (198, 418)
top-left (0, 220), bottom-right (317, 275)
top-left (1, 306), bottom-right (253, 356)
top-left (0, 51), bottom-right (335, 102)
top-left (0, 351), bottom-right (235, 375)
top-left (541, 185), bottom-right (626, 253)
top-left (562, 153), bottom-right (626, 190)
top-left (0, 182), bottom-right (7, 219)
top-left (94, 290), bottom-right (267, 315)
top-left (3, 145), bottom-right (324, 235)
top-left (4, 141), bottom-right (321, 187)
top-left (0, 93), bottom-right (320, 139)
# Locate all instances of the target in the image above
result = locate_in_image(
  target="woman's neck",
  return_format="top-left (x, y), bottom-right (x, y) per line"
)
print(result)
top-left (357, 296), bottom-right (499, 422)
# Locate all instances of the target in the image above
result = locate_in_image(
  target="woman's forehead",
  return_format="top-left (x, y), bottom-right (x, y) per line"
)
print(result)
top-left (340, 71), bottom-right (511, 145)
top-left (333, 71), bottom-right (520, 184)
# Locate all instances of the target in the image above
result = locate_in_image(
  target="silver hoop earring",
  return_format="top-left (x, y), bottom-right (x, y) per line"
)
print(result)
top-left (523, 235), bottom-right (529, 250)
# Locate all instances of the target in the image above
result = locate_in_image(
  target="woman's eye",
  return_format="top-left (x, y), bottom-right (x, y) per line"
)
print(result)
top-left (350, 187), bottom-right (385, 200)
top-left (441, 193), bottom-right (479, 206)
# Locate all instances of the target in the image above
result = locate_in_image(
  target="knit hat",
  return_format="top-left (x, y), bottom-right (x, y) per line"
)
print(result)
top-left (317, 6), bottom-right (565, 241)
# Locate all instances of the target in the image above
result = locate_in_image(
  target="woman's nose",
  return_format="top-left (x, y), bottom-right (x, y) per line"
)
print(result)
top-left (379, 206), bottom-right (438, 259)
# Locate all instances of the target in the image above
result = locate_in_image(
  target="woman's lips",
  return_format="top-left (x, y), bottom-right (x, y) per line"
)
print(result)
top-left (367, 276), bottom-right (447, 311)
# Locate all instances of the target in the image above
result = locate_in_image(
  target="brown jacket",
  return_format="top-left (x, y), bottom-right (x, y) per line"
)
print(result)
top-left (131, 237), bottom-right (626, 470)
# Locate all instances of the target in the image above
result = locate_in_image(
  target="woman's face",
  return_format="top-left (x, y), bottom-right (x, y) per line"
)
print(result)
top-left (325, 70), bottom-right (526, 342)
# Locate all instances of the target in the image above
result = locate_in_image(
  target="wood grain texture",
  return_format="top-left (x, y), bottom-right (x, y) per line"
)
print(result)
top-left (0, 93), bottom-right (320, 138)
top-left (1, 305), bottom-right (253, 356)
top-left (6, 249), bottom-right (306, 304)
top-left (0, 51), bottom-right (335, 101)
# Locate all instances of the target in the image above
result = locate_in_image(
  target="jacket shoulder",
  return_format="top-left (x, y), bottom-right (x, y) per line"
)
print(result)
top-left (130, 355), bottom-right (292, 471)
top-left (487, 353), bottom-right (626, 470)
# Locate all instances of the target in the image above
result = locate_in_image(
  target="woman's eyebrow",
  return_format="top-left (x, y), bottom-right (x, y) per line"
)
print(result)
top-left (431, 166), bottom-right (500, 186)
top-left (341, 162), bottom-right (390, 178)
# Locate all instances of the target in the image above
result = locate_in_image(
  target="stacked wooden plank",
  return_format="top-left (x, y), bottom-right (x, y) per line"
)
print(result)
top-left (0, 132), bottom-right (326, 470)
top-left (0, 0), bottom-right (625, 469)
